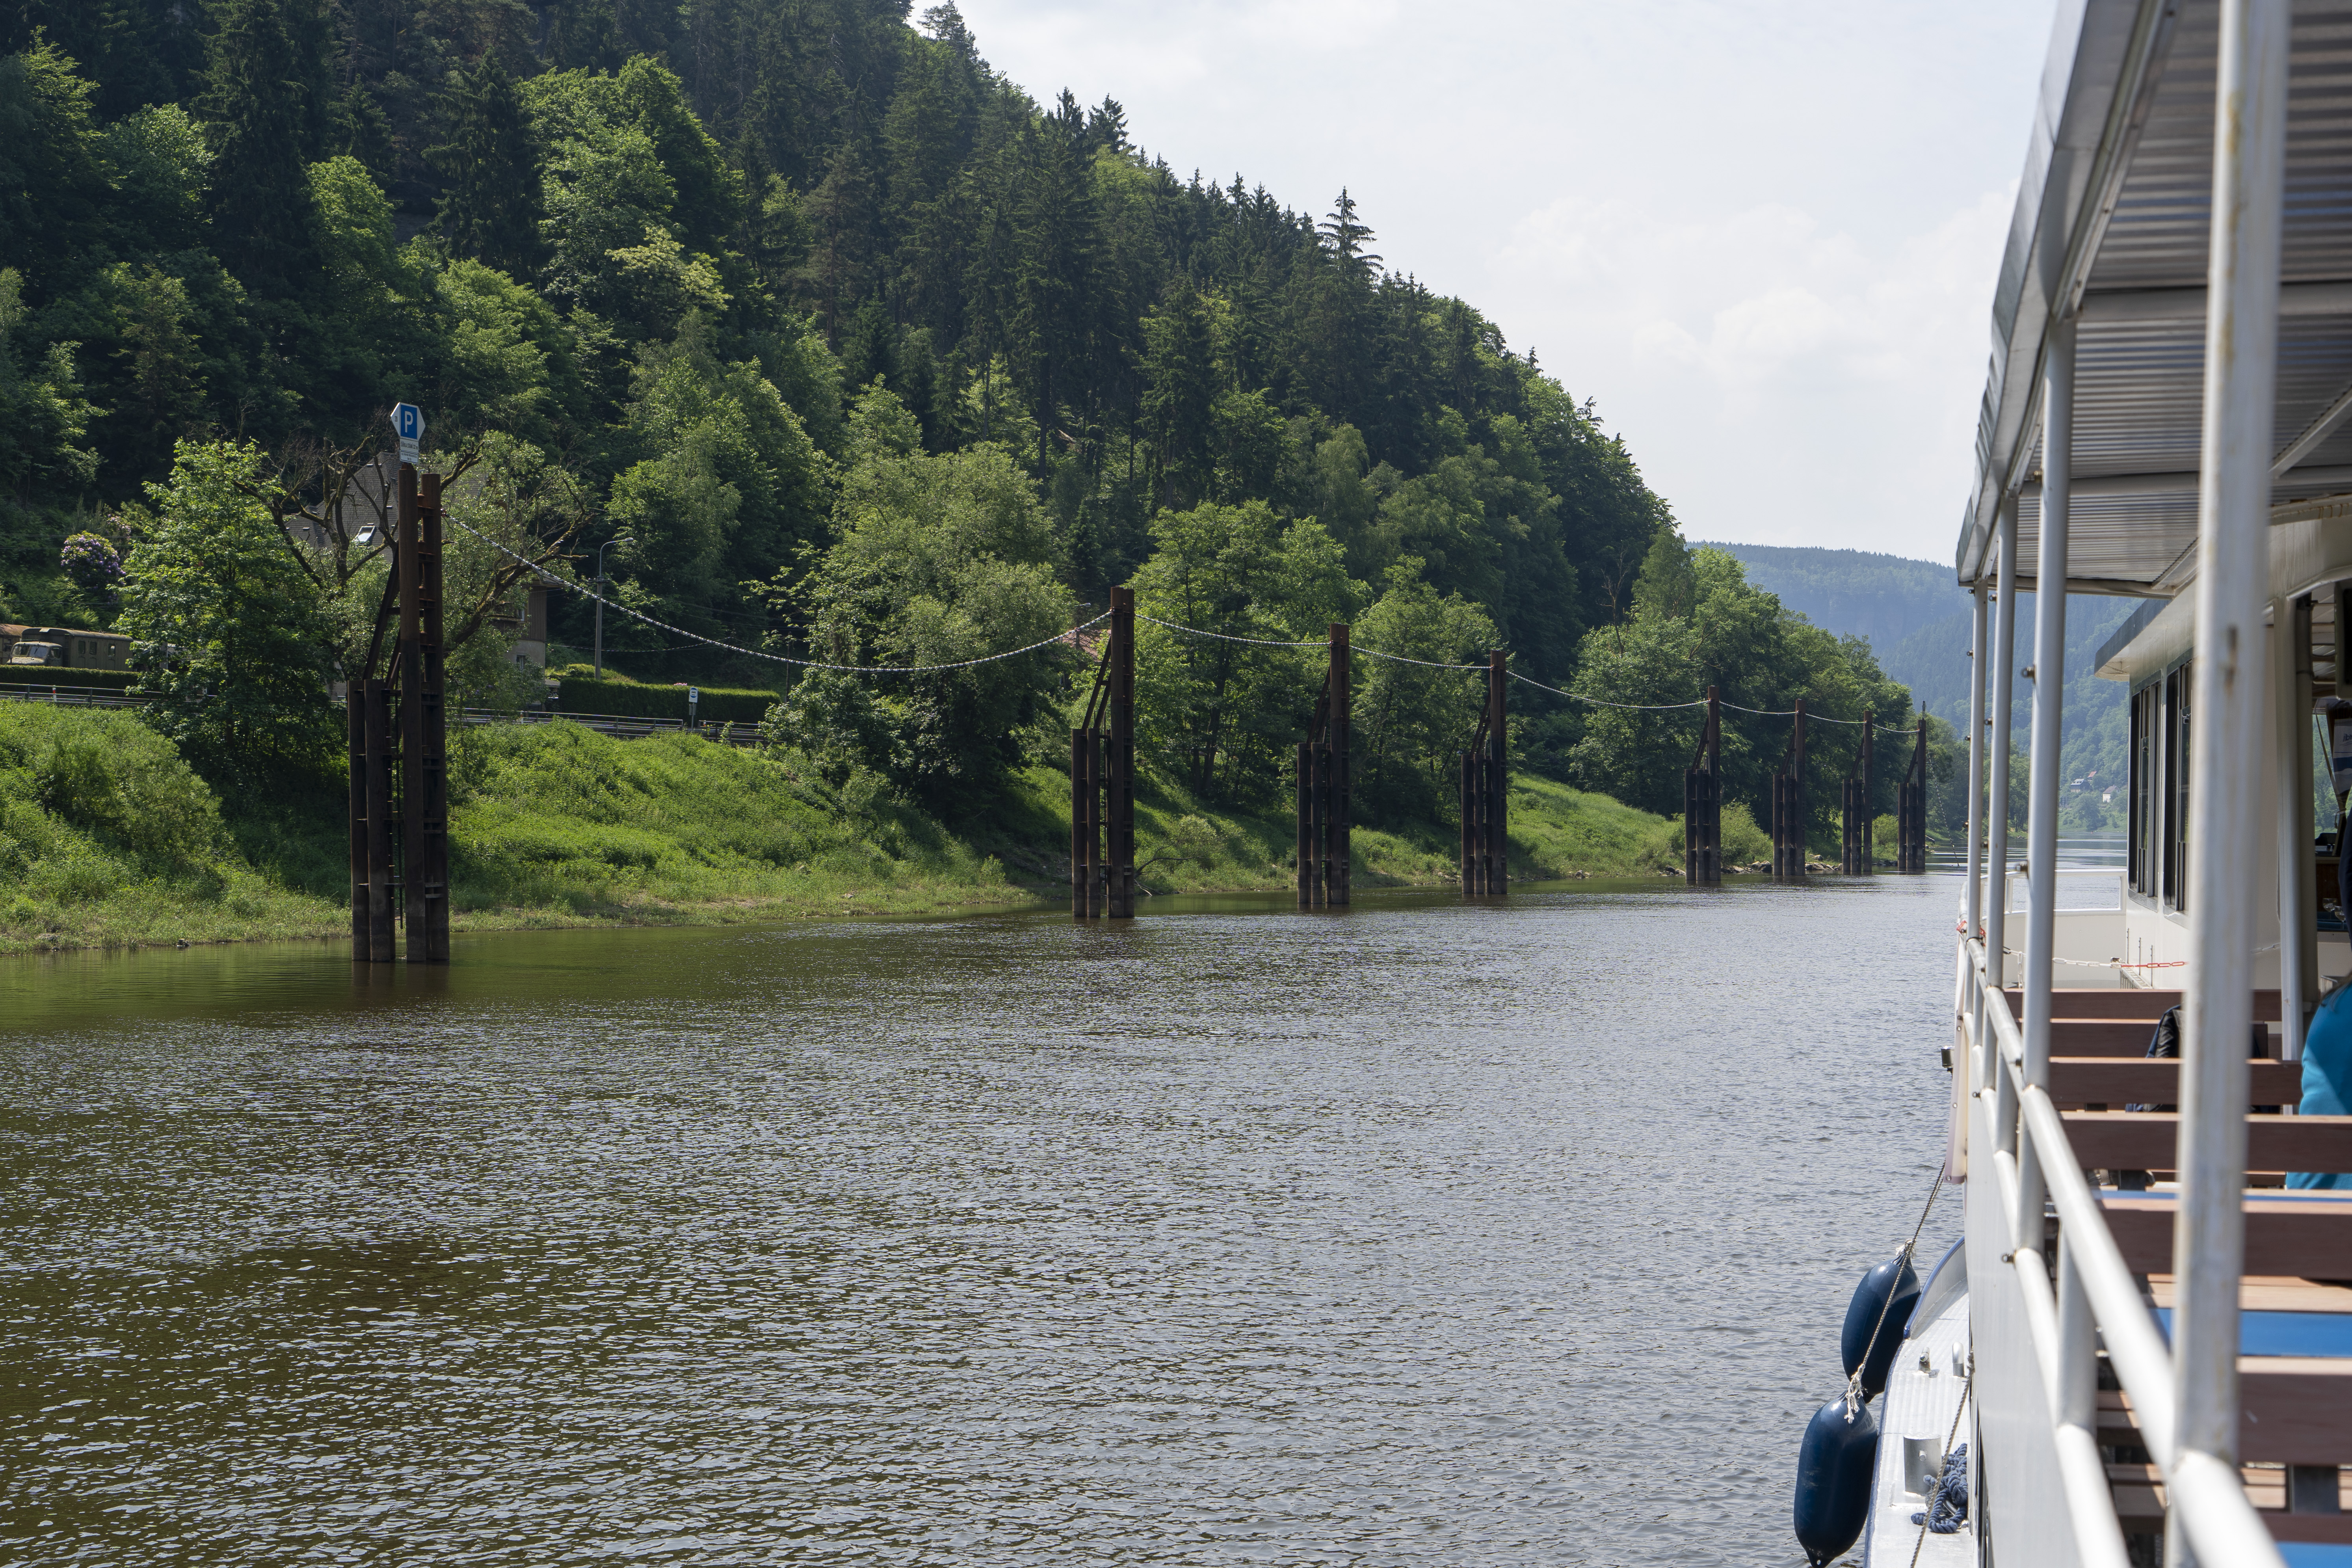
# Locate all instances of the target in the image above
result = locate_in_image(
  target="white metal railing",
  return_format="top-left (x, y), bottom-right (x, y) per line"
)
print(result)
top-left (2007, 868), bottom-right (2127, 913)
top-left (0, 681), bottom-right (141, 708)
top-left (1958, 936), bottom-right (2285, 1567)
top-left (0, 684), bottom-right (763, 746)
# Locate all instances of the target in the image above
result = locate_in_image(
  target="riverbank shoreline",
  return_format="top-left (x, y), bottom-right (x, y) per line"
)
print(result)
top-left (2, 707), bottom-right (1696, 958)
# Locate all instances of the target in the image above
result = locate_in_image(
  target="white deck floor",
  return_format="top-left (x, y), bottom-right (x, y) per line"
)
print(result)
top-left (1862, 1288), bottom-right (1974, 1567)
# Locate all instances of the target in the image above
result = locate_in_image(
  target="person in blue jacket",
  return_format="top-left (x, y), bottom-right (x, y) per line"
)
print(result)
top-left (2291, 978), bottom-right (2352, 1190)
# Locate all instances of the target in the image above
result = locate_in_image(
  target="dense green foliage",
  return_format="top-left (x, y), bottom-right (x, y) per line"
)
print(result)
top-left (1558, 539), bottom-right (1951, 850)
top-left (0, 3), bottom-right (1934, 848)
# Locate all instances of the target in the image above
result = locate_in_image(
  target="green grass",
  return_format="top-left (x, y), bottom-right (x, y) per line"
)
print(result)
top-left (0, 709), bottom-right (1688, 954)
top-left (0, 704), bottom-right (346, 952)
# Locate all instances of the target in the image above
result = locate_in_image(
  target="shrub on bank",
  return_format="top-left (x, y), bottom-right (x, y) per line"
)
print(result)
top-left (0, 703), bottom-right (338, 947)
top-left (0, 668), bottom-right (138, 692)
top-left (551, 670), bottom-right (779, 724)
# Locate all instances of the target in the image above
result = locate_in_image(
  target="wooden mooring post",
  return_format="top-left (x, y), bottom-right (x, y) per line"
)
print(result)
top-left (1840, 711), bottom-right (1874, 875)
top-left (1896, 716), bottom-right (1928, 873)
top-left (348, 672), bottom-right (395, 962)
top-left (1684, 685), bottom-right (1721, 885)
top-left (1772, 697), bottom-right (1807, 879)
top-left (1071, 586), bottom-right (1137, 919)
top-left (1459, 651), bottom-right (1508, 895)
top-left (1297, 623), bottom-right (1350, 907)
top-left (351, 460), bottom-right (426, 963)
top-left (398, 469), bottom-right (451, 962)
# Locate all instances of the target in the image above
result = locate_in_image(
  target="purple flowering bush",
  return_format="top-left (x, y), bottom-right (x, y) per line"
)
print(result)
top-left (59, 532), bottom-right (126, 612)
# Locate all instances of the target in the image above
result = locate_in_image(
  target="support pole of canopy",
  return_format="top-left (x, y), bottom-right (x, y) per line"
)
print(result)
top-left (2019, 316), bottom-right (2073, 1246)
top-left (2277, 594), bottom-right (2315, 1063)
top-left (1985, 500), bottom-right (2021, 1114)
top-left (1960, 584), bottom-right (1989, 1015)
top-left (2171, 6), bottom-right (2287, 1562)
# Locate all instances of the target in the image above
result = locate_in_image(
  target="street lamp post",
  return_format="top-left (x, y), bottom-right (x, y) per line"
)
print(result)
top-left (593, 536), bottom-right (629, 677)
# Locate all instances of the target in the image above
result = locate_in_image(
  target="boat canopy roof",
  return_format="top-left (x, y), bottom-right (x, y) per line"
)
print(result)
top-left (1956, 0), bottom-right (2352, 595)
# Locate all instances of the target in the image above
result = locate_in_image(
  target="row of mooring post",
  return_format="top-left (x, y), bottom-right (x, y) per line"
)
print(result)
top-left (1071, 586), bottom-right (1138, 919)
top-left (1297, 623), bottom-right (1351, 907)
top-left (348, 450), bottom-right (451, 964)
top-left (1771, 698), bottom-right (1808, 878)
top-left (1458, 652), bottom-right (1508, 895)
top-left (1685, 685), bottom-right (1722, 885)
top-left (1896, 718), bottom-right (1928, 874)
top-left (1840, 711), bottom-right (1875, 876)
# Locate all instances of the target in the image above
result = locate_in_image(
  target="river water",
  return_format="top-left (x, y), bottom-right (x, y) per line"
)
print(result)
top-left (0, 874), bottom-right (1968, 1566)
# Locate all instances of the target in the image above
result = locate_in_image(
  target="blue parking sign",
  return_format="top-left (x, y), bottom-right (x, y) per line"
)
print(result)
top-left (390, 402), bottom-right (423, 464)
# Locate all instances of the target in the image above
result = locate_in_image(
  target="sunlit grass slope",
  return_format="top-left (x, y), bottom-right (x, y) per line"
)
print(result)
top-left (0, 711), bottom-right (1681, 954)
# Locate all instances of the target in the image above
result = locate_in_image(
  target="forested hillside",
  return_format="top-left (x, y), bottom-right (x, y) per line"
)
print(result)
top-left (0, 0), bottom-right (1925, 850)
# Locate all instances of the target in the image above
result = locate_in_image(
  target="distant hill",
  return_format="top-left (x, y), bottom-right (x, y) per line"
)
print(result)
top-left (1688, 544), bottom-right (1961, 658)
top-left (1696, 541), bottom-right (2134, 827)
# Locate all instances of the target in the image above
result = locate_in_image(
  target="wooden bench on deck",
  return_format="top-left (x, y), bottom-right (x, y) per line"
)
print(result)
top-left (2012, 989), bottom-right (2351, 1544)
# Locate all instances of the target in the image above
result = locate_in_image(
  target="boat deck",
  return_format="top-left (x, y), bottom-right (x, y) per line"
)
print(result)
top-left (2000, 988), bottom-right (2352, 1558)
top-left (1863, 1285), bottom-right (1974, 1566)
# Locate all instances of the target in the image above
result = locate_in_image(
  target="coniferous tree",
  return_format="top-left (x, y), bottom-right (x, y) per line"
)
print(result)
top-left (1012, 109), bottom-right (1099, 465)
top-left (432, 52), bottom-right (546, 280)
top-left (1141, 277), bottom-right (1214, 509)
top-left (545, 0), bottom-right (625, 73)
top-left (198, 0), bottom-right (320, 296)
top-left (278, 0), bottom-right (337, 160)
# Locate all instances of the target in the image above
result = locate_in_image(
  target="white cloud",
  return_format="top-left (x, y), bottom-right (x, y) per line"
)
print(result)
top-left (959, 0), bottom-right (2056, 559)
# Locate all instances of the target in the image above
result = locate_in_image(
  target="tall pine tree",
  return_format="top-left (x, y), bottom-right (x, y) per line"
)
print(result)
top-left (198, 0), bottom-right (319, 297)
top-left (432, 52), bottom-right (545, 280)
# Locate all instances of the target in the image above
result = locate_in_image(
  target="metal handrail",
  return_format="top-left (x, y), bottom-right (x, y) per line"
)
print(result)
top-left (1961, 936), bottom-right (2285, 1567)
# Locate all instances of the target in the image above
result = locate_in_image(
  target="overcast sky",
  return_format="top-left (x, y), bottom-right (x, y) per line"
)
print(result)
top-left (954, 0), bottom-right (2059, 566)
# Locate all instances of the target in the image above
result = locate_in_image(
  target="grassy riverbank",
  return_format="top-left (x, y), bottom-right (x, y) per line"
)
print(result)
top-left (0, 706), bottom-right (1682, 955)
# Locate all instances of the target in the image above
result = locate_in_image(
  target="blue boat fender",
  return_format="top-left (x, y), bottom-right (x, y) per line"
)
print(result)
top-left (1840, 1251), bottom-right (1921, 1399)
top-left (1794, 1393), bottom-right (1880, 1565)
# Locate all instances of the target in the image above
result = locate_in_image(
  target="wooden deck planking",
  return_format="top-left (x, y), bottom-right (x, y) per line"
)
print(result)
top-left (2051, 1056), bottom-right (2303, 1105)
top-left (2004, 989), bottom-right (2283, 1022)
top-left (2143, 1276), bottom-right (2352, 1313)
top-left (2060, 1112), bottom-right (2352, 1173)
top-left (2100, 1198), bottom-right (2352, 1276)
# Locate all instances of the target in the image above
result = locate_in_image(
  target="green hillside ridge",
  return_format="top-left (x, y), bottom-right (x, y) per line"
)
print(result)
top-left (0, 8), bottom-right (1958, 921)
top-left (1698, 541), bottom-right (2135, 833)
top-left (0, 705), bottom-right (1703, 956)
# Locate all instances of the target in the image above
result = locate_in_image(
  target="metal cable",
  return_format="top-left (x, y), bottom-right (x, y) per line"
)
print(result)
top-left (441, 513), bottom-right (1111, 673)
top-left (443, 530), bottom-right (1939, 724)
top-left (1137, 614), bottom-right (1486, 669)
top-left (1506, 669), bottom-right (1704, 711)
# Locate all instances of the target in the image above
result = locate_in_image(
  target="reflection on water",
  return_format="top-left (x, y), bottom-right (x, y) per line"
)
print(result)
top-left (0, 878), bottom-right (1960, 1565)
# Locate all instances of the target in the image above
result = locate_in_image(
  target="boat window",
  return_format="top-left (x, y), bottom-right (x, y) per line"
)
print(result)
top-left (2130, 682), bottom-right (2157, 895)
top-left (2164, 662), bottom-right (2191, 912)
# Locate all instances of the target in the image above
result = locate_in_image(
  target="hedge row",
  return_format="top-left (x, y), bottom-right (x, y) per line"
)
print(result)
top-left (552, 675), bottom-right (779, 724)
top-left (0, 666), bottom-right (138, 691)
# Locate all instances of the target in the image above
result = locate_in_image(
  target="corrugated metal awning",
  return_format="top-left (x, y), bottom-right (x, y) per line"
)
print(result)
top-left (1956, 0), bottom-right (2352, 593)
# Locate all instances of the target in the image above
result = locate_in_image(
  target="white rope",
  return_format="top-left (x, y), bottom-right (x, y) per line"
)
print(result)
top-left (442, 513), bottom-right (1110, 673)
top-left (1990, 940), bottom-right (2276, 971)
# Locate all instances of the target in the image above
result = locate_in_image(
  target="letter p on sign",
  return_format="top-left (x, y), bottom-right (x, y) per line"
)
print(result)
top-left (390, 403), bottom-right (424, 465)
